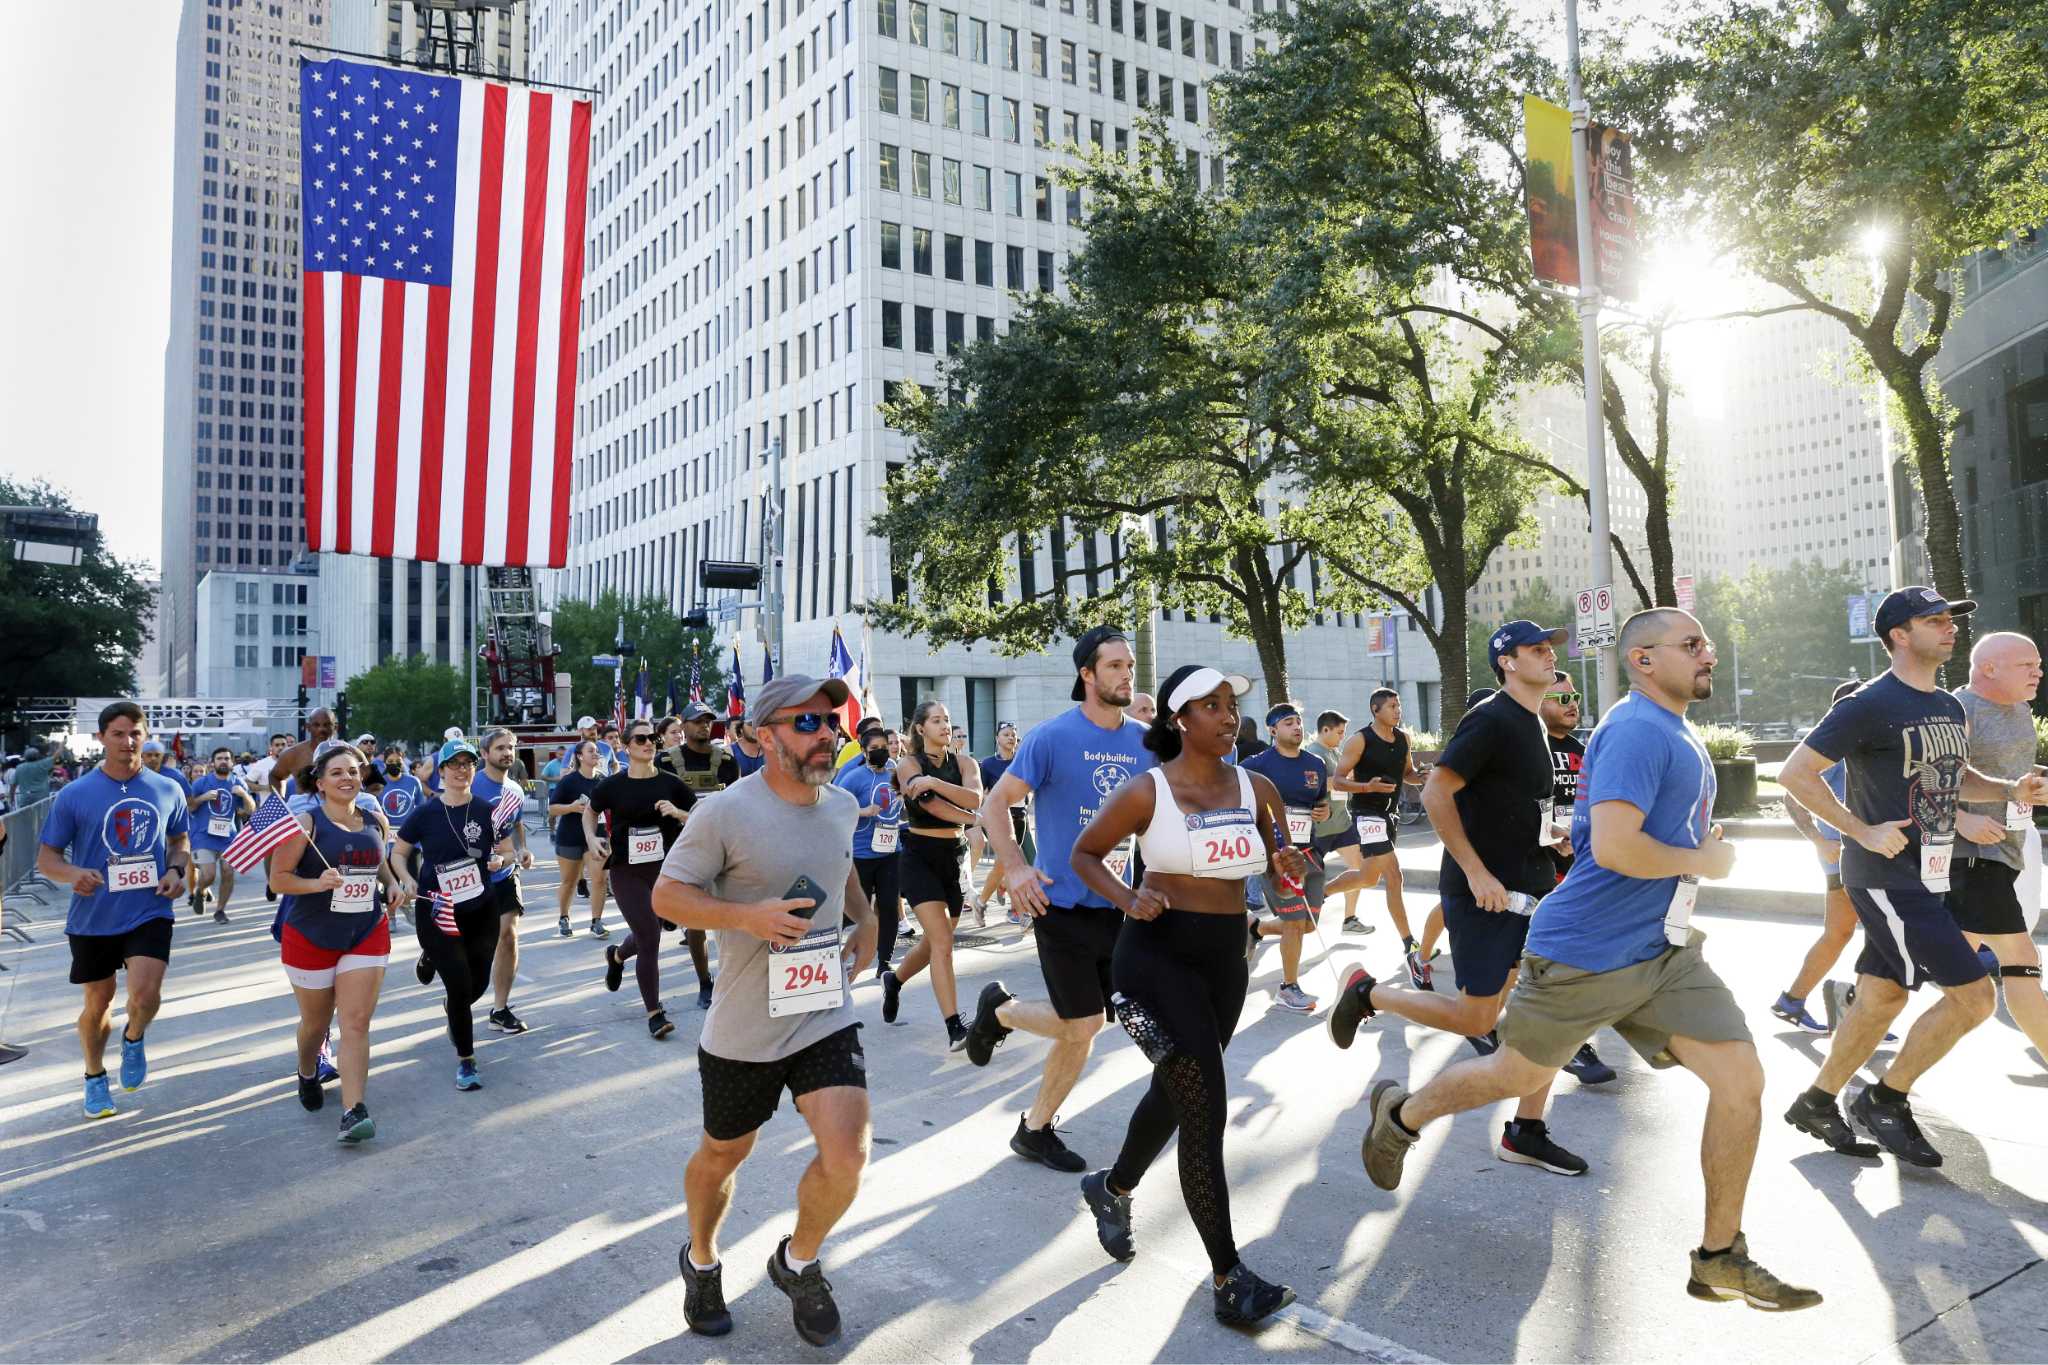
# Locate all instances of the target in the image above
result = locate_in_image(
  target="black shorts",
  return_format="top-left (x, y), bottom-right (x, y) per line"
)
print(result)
top-left (69, 917), bottom-right (174, 985)
top-left (1946, 858), bottom-right (2027, 937)
top-left (1350, 809), bottom-right (1398, 859)
top-left (1313, 823), bottom-right (1360, 855)
top-left (1035, 903), bottom-right (1124, 1020)
top-left (492, 875), bottom-right (524, 917)
top-left (1440, 891), bottom-right (1534, 998)
top-left (1848, 884), bottom-right (1990, 991)
top-left (698, 1024), bottom-right (867, 1142)
top-left (899, 834), bottom-right (965, 917)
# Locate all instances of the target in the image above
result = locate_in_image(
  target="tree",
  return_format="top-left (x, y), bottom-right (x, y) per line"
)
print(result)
top-left (547, 591), bottom-right (725, 724)
top-left (1607, 0), bottom-right (2048, 655)
top-left (341, 655), bottom-right (468, 744)
top-left (0, 478), bottom-right (157, 746)
top-left (1687, 560), bottom-right (1875, 727)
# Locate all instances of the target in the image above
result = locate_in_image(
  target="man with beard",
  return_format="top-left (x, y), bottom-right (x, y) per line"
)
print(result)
top-left (186, 746), bottom-right (255, 923)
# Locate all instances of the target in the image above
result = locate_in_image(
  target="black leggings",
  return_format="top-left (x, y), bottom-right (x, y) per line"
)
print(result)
top-left (612, 863), bottom-right (710, 1008)
top-left (855, 854), bottom-right (901, 967)
top-left (1108, 909), bottom-right (1250, 1278)
top-left (416, 906), bottom-right (497, 1058)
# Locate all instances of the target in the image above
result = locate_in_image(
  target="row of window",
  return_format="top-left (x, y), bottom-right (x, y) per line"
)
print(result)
top-left (878, 0), bottom-right (1277, 52)
top-left (879, 68), bottom-right (1203, 135)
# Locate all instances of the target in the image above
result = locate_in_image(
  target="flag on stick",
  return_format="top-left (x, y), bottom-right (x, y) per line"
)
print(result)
top-left (222, 794), bottom-right (300, 874)
top-left (827, 627), bottom-right (864, 734)
top-left (726, 645), bottom-right (747, 718)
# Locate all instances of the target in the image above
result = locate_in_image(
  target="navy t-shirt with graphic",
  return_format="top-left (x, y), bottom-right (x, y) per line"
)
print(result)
top-left (1241, 746), bottom-right (1329, 845)
top-left (396, 797), bottom-right (499, 900)
top-left (1801, 672), bottom-right (1968, 892)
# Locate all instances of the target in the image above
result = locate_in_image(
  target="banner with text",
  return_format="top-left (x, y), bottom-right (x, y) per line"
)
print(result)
top-left (74, 698), bottom-right (281, 736)
top-left (1522, 95), bottom-right (1637, 299)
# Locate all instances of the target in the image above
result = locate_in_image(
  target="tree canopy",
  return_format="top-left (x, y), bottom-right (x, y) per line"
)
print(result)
top-left (340, 654), bottom-right (468, 745)
top-left (548, 591), bottom-right (725, 724)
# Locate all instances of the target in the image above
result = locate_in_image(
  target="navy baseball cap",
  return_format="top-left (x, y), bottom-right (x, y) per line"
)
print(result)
top-left (1874, 586), bottom-right (1974, 640)
top-left (1071, 625), bottom-right (1132, 701)
top-left (1487, 620), bottom-right (1567, 672)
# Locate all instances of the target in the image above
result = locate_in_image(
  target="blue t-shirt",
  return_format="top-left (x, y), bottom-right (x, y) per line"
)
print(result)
top-left (470, 769), bottom-right (522, 883)
top-left (1241, 745), bottom-right (1330, 842)
top-left (1802, 672), bottom-right (1967, 892)
top-left (379, 773), bottom-right (426, 824)
top-left (1006, 706), bottom-right (1155, 909)
top-left (541, 758), bottom-right (564, 781)
top-left (1525, 693), bottom-right (1715, 974)
top-left (733, 745), bottom-right (766, 778)
top-left (152, 763), bottom-right (192, 799)
top-left (188, 773), bottom-right (250, 851)
top-left (834, 759), bottom-right (901, 859)
top-left (39, 766), bottom-right (192, 936)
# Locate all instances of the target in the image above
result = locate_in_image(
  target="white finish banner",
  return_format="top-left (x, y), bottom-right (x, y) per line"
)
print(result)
top-left (74, 698), bottom-right (281, 736)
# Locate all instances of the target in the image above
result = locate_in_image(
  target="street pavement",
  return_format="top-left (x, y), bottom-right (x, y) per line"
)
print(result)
top-left (2, 833), bottom-right (2046, 1364)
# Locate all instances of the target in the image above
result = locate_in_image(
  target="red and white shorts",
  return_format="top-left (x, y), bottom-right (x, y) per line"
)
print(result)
top-left (280, 919), bottom-right (392, 990)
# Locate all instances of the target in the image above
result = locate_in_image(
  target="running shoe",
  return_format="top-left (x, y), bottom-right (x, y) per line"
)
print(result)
top-left (337, 1102), bottom-right (375, 1144)
top-left (1006, 905), bottom-right (1026, 927)
top-left (648, 1009), bottom-right (676, 1040)
top-left (1770, 992), bottom-right (1829, 1033)
top-left (1783, 1089), bottom-right (1880, 1157)
top-left (1011, 1114), bottom-right (1087, 1172)
top-left (416, 953), bottom-right (436, 986)
top-left (315, 1033), bottom-right (340, 1084)
top-left (1563, 1042), bottom-right (1616, 1085)
top-left (1342, 915), bottom-right (1372, 935)
top-left (899, 918), bottom-right (918, 940)
top-left (1275, 983), bottom-right (1317, 1014)
top-left (766, 1237), bottom-right (841, 1348)
top-left (119, 1032), bottom-right (147, 1091)
top-left (266, 884), bottom-right (277, 903)
top-left (973, 900), bottom-right (987, 929)
top-left (965, 981), bottom-right (1015, 1066)
top-left (603, 944), bottom-right (624, 993)
top-left (190, 892), bottom-right (204, 916)
top-left (1467, 1029), bottom-right (1501, 1057)
top-left (213, 907), bottom-right (230, 925)
top-left (881, 969), bottom-right (903, 1024)
top-left (1079, 1168), bottom-right (1135, 1261)
top-left (297, 1072), bottom-right (325, 1112)
top-left (697, 983), bottom-right (714, 1010)
top-left (1325, 968), bottom-right (1378, 1049)
top-left (589, 921), bottom-right (609, 938)
top-left (488, 1006), bottom-right (528, 1034)
top-left (1404, 941), bottom-right (1433, 992)
top-left (82, 1072), bottom-right (115, 1119)
top-left (946, 1015), bottom-right (970, 1052)
top-left (1498, 1120), bottom-right (1588, 1175)
top-left (1849, 1085), bottom-right (1943, 1167)
top-left (678, 1244), bottom-right (733, 1337)
top-left (1686, 1233), bottom-right (1823, 1311)
top-left (577, 877), bottom-right (589, 898)
top-left (1213, 1262), bottom-right (1295, 1327)
top-left (455, 1058), bottom-right (483, 1091)
top-left (559, 916), bottom-right (574, 938)
top-left (1361, 1079), bottom-right (1417, 1191)
top-left (1245, 917), bottom-right (1261, 965)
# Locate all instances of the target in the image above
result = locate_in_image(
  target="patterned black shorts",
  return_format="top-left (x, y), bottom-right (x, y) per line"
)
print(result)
top-left (698, 1023), bottom-right (867, 1141)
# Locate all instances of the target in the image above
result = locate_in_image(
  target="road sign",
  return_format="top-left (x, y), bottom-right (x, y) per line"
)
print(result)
top-left (717, 598), bottom-right (740, 624)
top-left (1675, 574), bottom-right (1695, 613)
top-left (1846, 593), bottom-right (1879, 643)
top-left (1594, 585), bottom-right (1616, 647)
top-left (591, 653), bottom-right (621, 669)
top-left (1575, 588), bottom-right (1596, 646)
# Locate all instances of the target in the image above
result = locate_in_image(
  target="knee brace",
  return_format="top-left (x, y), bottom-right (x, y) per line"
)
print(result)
top-left (1998, 963), bottom-right (2042, 981)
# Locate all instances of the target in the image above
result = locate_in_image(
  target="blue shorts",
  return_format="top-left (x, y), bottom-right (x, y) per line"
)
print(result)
top-left (1846, 885), bottom-right (1989, 992)
top-left (1440, 891), bottom-right (1533, 998)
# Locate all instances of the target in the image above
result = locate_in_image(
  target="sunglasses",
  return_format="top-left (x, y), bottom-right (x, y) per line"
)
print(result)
top-left (771, 711), bottom-right (844, 734)
top-left (1547, 692), bottom-right (1581, 704)
top-left (1647, 636), bottom-right (1715, 658)
top-left (628, 732), bottom-right (656, 745)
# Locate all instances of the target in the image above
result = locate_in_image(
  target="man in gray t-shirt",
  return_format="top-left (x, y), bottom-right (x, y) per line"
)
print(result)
top-left (652, 674), bottom-right (875, 1348)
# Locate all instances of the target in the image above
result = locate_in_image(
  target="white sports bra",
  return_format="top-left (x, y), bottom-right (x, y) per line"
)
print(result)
top-left (1136, 767), bottom-right (1267, 879)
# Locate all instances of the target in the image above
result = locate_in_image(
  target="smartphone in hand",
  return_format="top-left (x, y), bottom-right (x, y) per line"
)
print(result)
top-left (784, 875), bottom-right (828, 921)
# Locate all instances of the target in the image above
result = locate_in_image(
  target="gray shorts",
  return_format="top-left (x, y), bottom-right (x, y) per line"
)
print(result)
top-left (1499, 929), bottom-right (1751, 1069)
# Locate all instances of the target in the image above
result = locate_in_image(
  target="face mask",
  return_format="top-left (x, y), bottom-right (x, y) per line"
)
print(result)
top-left (386, 760), bottom-right (402, 774)
top-left (867, 748), bottom-right (888, 767)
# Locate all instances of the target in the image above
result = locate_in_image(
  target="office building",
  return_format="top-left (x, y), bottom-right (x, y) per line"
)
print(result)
top-left (193, 568), bottom-right (322, 701)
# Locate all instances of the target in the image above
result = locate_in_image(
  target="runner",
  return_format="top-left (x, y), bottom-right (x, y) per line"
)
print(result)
top-left (587, 721), bottom-right (696, 1037)
top-left (962, 627), bottom-right (1152, 1173)
top-left (187, 746), bottom-right (254, 924)
top-left (377, 745), bottom-right (424, 824)
top-left (1540, 672), bottom-right (1615, 1084)
top-left (268, 742), bottom-right (389, 1142)
top-left (975, 722), bottom-right (1027, 923)
top-left (669, 702), bottom-right (742, 1006)
top-left (1127, 692), bottom-right (1157, 727)
top-left (1305, 710), bottom-right (1371, 937)
top-left (834, 728), bottom-right (903, 976)
top-left (1242, 701), bottom-right (1333, 1013)
top-left (1947, 632), bottom-right (2048, 1073)
top-left (1777, 588), bottom-right (2045, 1167)
top-left (390, 740), bottom-right (517, 1090)
top-left (141, 741), bottom-right (190, 805)
top-left (729, 718), bottom-right (767, 778)
top-left (1339, 608), bottom-right (1819, 1310)
top-left (881, 699), bottom-right (983, 1048)
top-left (1329, 689), bottom-right (1424, 952)
top-left (36, 703), bottom-right (191, 1117)
top-left (1064, 664), bottom-right (1300, 1326)
top-left (653, 674), bottom-right (876, 1347)
top-left (576, 715), bottom-right (619, 773)
top-left (1326, 621), bottom-right (1591, 1176)
top-left (1770, 681), bottom-right (1864, 1033)
top-left (549, 740), bottom-right (611, 938)
top-left (471, 729), bottom-right (537, 1034)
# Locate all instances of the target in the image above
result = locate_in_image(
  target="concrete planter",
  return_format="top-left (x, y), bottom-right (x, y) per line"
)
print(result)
top-left (1713, 757), bottom-right (1758, 817)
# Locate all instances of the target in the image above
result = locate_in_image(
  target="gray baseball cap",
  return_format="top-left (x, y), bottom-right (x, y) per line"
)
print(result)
top-left (749, 674), bottom-right (850, 728)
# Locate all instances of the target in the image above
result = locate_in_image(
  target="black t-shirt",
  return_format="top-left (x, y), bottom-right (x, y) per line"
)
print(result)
top-left (663, 745), bottom-right (741, 797)
top-left (587, 770), bottom-right (695, 870)
top-left (1802, 672), bottom-right (1968, 891)
top-left (1546, 730), bottom-right (1586, 874)
top-left (551, 769), bottom-right (605, 845)
top-left (395, 797), bottom-right (497, 898)
top-left (1434, 693), bottom-right (1554, 898)
top-left (1349, 726), bottom-right (1408, 816)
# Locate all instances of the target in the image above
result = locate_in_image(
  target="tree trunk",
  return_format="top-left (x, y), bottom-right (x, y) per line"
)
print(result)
top-left (1880, 356), bottom-right (1973, 658)
top-left (1230, 545), bottom-right (1291, 703)
top-left (1643, 481), bottom-right (1676, 607)
top-left (1432, 584), bottom-right (1469, 736)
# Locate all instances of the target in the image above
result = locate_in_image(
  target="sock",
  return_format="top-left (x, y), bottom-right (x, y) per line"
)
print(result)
top-left (1779, 991), bottom-right (1803, 1005)
top-left (1282, 981), bottom-right (1296, 990)
top-left (1801, 1085), bottom-right (1835, 1108)
top-left (123, 1029), bottom-right (144, 1044)
top-left (85, 1070), bottom-right (107, 1081)
top-left (686, 1243), bottom-right (718, 1272)
top-left (781, 1243), bottom-right (816, 1273)
top-left (1391, 1099), bottom-right (1418, 1138)
top-left (1697, 1243), bottom-right (1732, 1260)
top-left (1869, 1080), bottom-right (1908, 1106)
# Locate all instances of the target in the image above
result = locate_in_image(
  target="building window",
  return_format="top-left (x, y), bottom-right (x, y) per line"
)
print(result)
top-left (879, 142), bottom-right (900, 190)
top-left (878, 0), bottom-right (897, 37)
top-left (882, 299), bottom-right (904, 348)
top-left (912, 227), bottom-right (934, 274)
top-left (914, 305), bottom-right (935, 353)
top-left (880, 220), bottom-right (902, 268)
top-left (879, 66), bottom-right (899, 113)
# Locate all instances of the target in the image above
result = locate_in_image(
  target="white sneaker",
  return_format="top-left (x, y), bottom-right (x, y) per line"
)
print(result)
top-left (1275, 983), bottom-right (1317, 1013)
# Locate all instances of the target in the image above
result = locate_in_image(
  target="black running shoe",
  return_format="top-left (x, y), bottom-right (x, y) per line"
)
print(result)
top-left (603, 944), bottom-right (624, 993)
top-left (1011, 1113), bottom-right (1087, 1172)
top-left (966, 981), bottom-right (1015, 1066)
top-left (697, 982), bottom-right (713, 1010)
top-left (648, 1009), bottom-right (675, 1040)
top-left (1849, 1086), bottom-right (1943, 1167)
top-left (213, 907), bottom-right (229, 925)
top-left (1213, 1262), bottom-right (1295, 1326)
top-left (881, 969), bottom-right (902, 1024)
top-left (946, 1015), bottom-right (970, 1052)
top-left (1498, 1120), bottom-right (1589, 1175)
top-left (1563, 1042), bottom-right (1616, 1085)
top-left (488, 1007), bottom-right (528, 1034)
top-left (297, 1072), bottom-right (324, 1112)
top-left (1079, 1167), bottom-right (1135, 1261)
top-left (1784, 1089), bottom-right (1880, 1157)
top-left (336, 1101), bottom-right (375, 1144)
top-left (191, 894), bottom-right (204, 916)
top-left (677, 1244), bottom-right (733, 1337)
top-left (1404, 941), bottom-right (1433, 991)
top-left (558, 916), bottom-right (574, 938)
top-left (1468, 1029), bottom-right (1501, 1056)
top-left (1325, 968), bottom-right (1378, 1050)
top-left (266, 885), bottom-right (277, 903)
top-left (766, 1237), bottom-right (841, 1347)
top-left (577, 877), bottom-right (589, 899)
top-left (415, 953), bottom-right (436, 986)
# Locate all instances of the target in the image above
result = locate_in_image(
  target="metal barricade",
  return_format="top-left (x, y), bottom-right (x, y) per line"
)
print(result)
top-left (2, 797), bottom-right (56, 931)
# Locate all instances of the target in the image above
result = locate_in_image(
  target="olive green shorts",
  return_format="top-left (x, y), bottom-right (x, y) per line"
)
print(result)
top-left (1499, 930), bottom-right (1752, 1070)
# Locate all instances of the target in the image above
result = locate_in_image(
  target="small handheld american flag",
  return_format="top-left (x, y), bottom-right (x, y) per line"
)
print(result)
top-left (223, 794), bottom-right (300, 874)
top-left (427, 888), bottom-right (459, 936)
top-left (491, 784), bottom-right (524, 835)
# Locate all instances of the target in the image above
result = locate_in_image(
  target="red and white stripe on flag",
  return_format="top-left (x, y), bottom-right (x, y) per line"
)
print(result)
top-left (303, 70), bottom-right (590, 567)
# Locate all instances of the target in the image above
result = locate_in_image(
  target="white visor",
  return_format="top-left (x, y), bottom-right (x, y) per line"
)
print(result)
top-left (1166, 667), bottom-right (1254, 714)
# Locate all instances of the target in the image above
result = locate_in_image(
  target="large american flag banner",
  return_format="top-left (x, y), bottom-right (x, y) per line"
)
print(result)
top-left (299, 58), bottom-right (591, 566)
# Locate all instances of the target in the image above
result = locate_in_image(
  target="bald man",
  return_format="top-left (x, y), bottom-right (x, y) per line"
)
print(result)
top-left (1950, 632), bottom-right (2047, 1072)
top-left (1127, 693), bottom-right (1156, 727)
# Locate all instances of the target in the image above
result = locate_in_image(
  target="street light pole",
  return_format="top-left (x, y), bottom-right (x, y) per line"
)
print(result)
top-left (1565, 0), bottom-right (1618, 715)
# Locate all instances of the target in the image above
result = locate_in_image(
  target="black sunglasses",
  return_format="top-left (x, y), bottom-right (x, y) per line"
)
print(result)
top-left (772, 711), bottom-right (844, 734)
top-left (627, 732), bottom-right (657, 744)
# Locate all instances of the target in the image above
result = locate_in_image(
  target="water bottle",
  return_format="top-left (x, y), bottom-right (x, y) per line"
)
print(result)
top-left (1111, 992), bottom-right (1176, 1064)
top-left (1505, 891), bottom-right (1538, 917)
